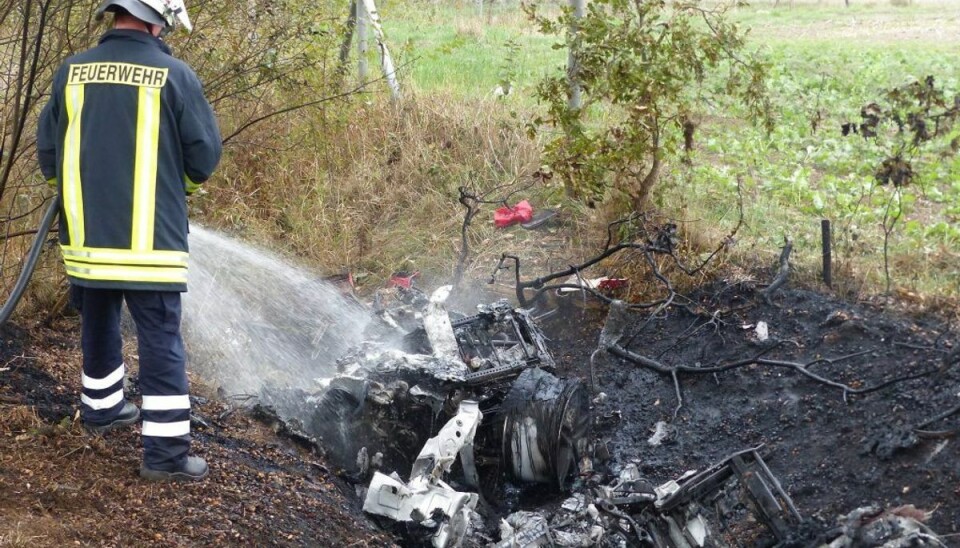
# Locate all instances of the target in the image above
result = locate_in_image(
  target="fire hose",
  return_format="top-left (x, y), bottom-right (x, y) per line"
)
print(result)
top-left (0, 196), bottom-right (60, 327)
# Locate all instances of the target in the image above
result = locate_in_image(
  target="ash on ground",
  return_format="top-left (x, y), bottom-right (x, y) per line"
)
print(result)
top-left (255, 284), bottom-right (953, 548)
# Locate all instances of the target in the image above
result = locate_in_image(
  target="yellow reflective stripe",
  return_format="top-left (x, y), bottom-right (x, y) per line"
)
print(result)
top-left (132, 86), bottom-right (161, 251)
top-left (63, 84), bottom-right (85, 247)
top-left (46, 178), bottom-right (57, 187)
top-left (65, 263), bottom-right (187, 284)
top-left (184, 175), bottom-right (201, 195)
top-left (61, 246), bottom-right (187, 267)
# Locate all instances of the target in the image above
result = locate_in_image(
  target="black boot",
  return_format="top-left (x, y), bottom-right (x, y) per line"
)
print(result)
top-left (140, 456), bottom-right (209, 482)
top-left (84, 401), bottom-right (140, 434)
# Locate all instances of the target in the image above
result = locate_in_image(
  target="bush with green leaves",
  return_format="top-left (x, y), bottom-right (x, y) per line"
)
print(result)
top-left (525, 0), bottom-right (772, 212)
top-left (841, 76), bottom-right (960, 291)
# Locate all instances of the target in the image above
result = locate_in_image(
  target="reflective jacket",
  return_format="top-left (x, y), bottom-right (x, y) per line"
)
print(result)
top-left (37, 30), bottom-right (221, 292)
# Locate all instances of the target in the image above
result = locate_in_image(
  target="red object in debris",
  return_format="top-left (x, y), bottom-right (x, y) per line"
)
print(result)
top-left (388, 271), bottom-right (420, 289)
top-left (494, 200), bottom-right (534, 228)
top-left (597, 278), bottom-right (629, 291)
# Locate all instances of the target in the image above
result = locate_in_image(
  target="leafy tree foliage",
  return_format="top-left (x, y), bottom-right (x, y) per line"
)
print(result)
top-left (842, 76), bottom-right (960, 292)
top-left (0, 0), bottom-right (341, 307)
top-left (844, 76), bottom-right (960, 189)
top-left (526, 0), bottom-right (772, 211)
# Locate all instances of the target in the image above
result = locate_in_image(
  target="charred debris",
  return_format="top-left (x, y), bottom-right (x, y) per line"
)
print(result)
top-left (249, 278), bottom-right (949, 548)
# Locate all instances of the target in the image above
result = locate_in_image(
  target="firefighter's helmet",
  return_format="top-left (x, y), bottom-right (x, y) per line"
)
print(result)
top-left (95, 0), bottom-right (192, 34)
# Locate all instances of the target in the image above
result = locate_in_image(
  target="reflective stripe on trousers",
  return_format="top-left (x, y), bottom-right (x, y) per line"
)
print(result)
top-left (75, 286), bottom-right (191, 470)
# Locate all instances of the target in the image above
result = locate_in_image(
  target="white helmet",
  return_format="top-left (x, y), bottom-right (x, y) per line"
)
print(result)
top-left (95, 0), bottom-right (192, 34)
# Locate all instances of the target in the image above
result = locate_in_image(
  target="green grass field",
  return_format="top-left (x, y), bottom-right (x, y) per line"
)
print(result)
top-left (369, 0), bottom-right (960, 298)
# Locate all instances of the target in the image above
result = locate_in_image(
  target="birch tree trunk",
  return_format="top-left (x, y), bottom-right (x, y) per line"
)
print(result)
top-left (359, 0), bottom-right (401, 101)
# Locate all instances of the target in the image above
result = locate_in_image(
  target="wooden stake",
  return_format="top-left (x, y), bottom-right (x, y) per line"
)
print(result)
top-left (821, 219), bottom-right (832, 288)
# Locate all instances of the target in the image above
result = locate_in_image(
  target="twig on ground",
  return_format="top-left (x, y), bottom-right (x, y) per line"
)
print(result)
top-left (914, 429), bottom-right (957, 439)
top-left (891, 341), bottom-right (949, 353)
top-left (608, 343), bottom-right (938, 415)
top-left (58, 443), bottom-right (90, 459)
top-left (654, 309), bottom-right (728, 359)
top-left (941, 346), bottom-right (960, 373)
top-left (914, 402), bottom-right (960, 430)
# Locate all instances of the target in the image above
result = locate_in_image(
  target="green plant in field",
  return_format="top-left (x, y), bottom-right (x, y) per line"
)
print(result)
top-left (496, 38), bottom-right (521, 96)
top-left (525, 0), bottom-right (772, 212)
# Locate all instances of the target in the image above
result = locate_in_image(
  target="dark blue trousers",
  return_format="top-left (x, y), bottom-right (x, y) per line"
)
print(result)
top-left (74, 286), bottom-right (191, 471)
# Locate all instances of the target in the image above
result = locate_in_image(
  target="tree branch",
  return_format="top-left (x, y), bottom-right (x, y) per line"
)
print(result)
top-left (760, 236), bottom-right (793, 304)
top-left (609, 343), bottom-right (938, 415)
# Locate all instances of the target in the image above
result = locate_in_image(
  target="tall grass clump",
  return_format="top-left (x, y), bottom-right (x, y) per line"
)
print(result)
top-left (198, 93), bottom-right (546, 283)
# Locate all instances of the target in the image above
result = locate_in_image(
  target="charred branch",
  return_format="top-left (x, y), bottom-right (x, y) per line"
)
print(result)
top-left (493, 241), bottom-right (673, 310)
top-left (913, 402), bottom-right (960, 438)
top-left (669, 177), bottom-right (746, 277)
top-left (608, 343), bottom-right (939, 417)
top-left (454, 187), bottom-right (486, 287)
top-left (760, 237), bottom-right (793, 305)
top-left (455, 181), bottom-right (541, 287)
top-left (490, 244), bottom-right (674, 308)
top-left (942, 345), bottom-right (960, 373)
top-left (490, 182), bottom-right (744, 311)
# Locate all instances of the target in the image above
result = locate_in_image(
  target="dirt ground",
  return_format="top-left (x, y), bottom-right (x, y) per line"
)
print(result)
top-left (0, 322), bottom-right (392, 547)
top-left (540, 283), bottom-right (960, 540)
top-left (2, 279), bottom-right (959, 546)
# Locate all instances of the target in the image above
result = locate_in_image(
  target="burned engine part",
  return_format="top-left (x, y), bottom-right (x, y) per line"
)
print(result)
top-left (251, 291), bottom-right (593, 546)
top-left (363, 401), bottom-right (483, 548)
top-left (453, 301), bottom-right (556, 383)
top-left (654, 446), bottom-right (802, 543)
top-left (306, 353), bottom-right (461, 475)
top-left (489, 447), bottom-right (805, 548)
top-left (410, 400), bottom-right (483, 481)
top-left (499, 368), bottom-right (591, 487)
top-left (824, 505), bottom-right (944, 547)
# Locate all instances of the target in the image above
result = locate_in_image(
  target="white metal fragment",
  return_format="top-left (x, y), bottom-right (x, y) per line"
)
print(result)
top-left (362, 400), bottom-right (483, 548)
top-left (647, 420), bottom-right (671, 446)
top-left (411, 401), bottom-right (482, 479)
top-left (423, 285), bottom-right (462, 363)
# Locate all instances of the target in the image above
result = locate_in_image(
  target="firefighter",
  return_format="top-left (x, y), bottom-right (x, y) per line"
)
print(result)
top-left (36, 0), bottom-right (221, 481)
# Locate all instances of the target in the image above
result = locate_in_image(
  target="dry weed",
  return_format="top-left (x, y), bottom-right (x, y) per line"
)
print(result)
top-left (0, 405), bottom-right (41, 435)
top-left (199, 92), bottom-right (547, 286)
top-left (0, 521), bottom-right (47, 548)
top-left (453, 16), bottom-right (486, 39)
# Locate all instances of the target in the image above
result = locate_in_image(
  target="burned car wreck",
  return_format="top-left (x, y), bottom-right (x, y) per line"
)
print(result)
top-left (257, 287), bottom-right (946, 547)
top-left (308, 287), bottom-right (590, 490)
